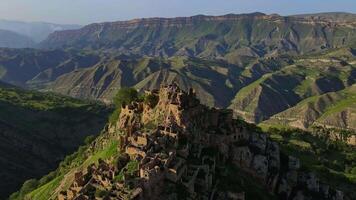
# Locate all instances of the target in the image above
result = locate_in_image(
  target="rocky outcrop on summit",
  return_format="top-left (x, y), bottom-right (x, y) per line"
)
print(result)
top-left (58, 85), bottom-right (344, 200)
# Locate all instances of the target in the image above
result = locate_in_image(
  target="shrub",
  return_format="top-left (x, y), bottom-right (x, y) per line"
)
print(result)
top-left (144, 93), bottom-right (159, 108)
top-left (113, 88), bottom-right (138, 108)
top-left (9, 179), bottom-right (38, 200)
top-left (109, 88), bottom-right (139, 123)
top-left (109, 109), bottom-right (120, 124)
top-left (84, 135), bottom-right (96, 145)
top-left (95, 189), bottom-right (109, 197)
top-left (351, 167), bottom-right (356, 175)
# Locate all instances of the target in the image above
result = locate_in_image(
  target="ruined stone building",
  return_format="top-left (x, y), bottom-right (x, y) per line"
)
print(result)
top-left (58, 84), bottom-right (344, 200)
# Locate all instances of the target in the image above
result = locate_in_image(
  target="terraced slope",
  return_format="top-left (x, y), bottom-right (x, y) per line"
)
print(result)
top-left (0, 84), bottom-right (109, 198)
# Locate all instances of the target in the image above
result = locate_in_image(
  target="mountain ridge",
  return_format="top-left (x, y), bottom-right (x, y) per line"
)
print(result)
top-left (40, 12), bottom-right (356, 58)
top-left (0, 29), bottom-right (35, 48)
top-left (0, 19), bottom-right (81, 44)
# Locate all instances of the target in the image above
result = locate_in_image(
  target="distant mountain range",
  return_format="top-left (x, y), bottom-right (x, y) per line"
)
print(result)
top-left (0, 12), bottom-right (355, 132)
top-left (0, 47), bottom-right (354, 131)
top-left (0, 29), bottom-right (35, 48)
top-left (0, 12), bottom-right (356, 200)
top-left (40, 12), bottom-right (356, 58)
top-left (0, 19), bottom-right (81, 48)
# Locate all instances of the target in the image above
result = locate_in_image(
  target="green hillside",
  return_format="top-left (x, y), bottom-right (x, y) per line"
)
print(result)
top-left (0, 84), bottom-right (110, 198)
top-left (263, 85), bottom-right (356, 130)
top-left (41, 13), bottom-right (356, 58)
top-left (229, 48), bottom-right (356, 125)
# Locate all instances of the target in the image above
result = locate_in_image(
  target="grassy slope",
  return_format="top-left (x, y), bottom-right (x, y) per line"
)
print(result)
top-left (229, 48), bottom-right (356, 126)
top-left (262, 85), bottom-right (356, 130)
top-left (11, 131), bottom-right (120, 200)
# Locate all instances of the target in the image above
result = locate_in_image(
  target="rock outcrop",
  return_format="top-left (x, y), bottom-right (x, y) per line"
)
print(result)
top-left (58, 84), bottom-right (344, 200)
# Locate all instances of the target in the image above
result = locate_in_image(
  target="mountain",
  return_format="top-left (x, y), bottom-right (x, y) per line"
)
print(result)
top-left (0, 13), bottom-right (355, 131)
top-left (0, 46), bottom-right (354, 131)
top-left (11, 86), bottom-right (355, 200)
top-left (0, 29), bottom-right (35, 48)
top-left (1, 12), bottom-right (355, 199)
top-left (292, 12), bottom-right (356, 22)
top-left (0, 19), bottom-right (81, 43)
top-left (0, 48), bottom-right (291, 107)
top-left (262, 85), bottom-right (356, 130)
top-left (0, 83), bottom-right (110, 198)
top-left (229, 47), bottom-right (356, 128)
top-left (40, 13), bottom-right (356, 58)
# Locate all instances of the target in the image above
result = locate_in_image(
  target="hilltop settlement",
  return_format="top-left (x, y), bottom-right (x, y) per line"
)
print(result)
top-left (58, 84), bottom-right (345, 200)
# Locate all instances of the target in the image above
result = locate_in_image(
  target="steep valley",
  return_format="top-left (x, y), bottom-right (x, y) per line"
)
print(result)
top-left (0, 46), bottom-right (355, 131)
top-left (0, 83), bottom-right (110, 198)
top-left (0, 12), bottom-right (356, 199)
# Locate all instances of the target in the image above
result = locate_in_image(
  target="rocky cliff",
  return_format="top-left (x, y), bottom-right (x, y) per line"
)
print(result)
top-left (47, 85), bottom-right (348, 200)
top-left (41, 13), bottom-right (356, 58)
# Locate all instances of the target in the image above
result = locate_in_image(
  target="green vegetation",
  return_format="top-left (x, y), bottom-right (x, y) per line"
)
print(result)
top-left (109, 87), bottom-right (139, 123)
top-left (95, 189), bottom-right (109, 198)
top-left (219, 164), bottom-right (276, 200)
top-left (267, 127), bottom-right (356, 198)
top-left (262, 85), bottom-right (356, 130)
top-left (11, 134), bottom-right (120, 200)
top-left (0, 85), bottom-right (109, 199)
top-left (41, 13), bottom-right (356, 60)
top-left (114, 160), bottom-right (139, 183)
top-left (2, 13), bottom-right (356, 199)
top-left (27, 175), bottom-right (63, 200)
top-left (113, 87), bottom-right (139, 108)
top-left (0, 86), bottom-right (95, 111)
top-left (126, 160), bottom-right (139, 176)
top-left (144, 93), bottom-right (159, 108)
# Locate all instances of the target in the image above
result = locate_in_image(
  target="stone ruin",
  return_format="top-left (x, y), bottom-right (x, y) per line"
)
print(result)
top-left (59, 83), bottom-right (345, 200)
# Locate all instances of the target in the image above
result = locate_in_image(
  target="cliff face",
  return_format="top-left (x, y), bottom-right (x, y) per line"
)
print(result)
top-left (56, 85), bottom-right (345, 200)
top-left (41, 13), bottom-right (356, 57)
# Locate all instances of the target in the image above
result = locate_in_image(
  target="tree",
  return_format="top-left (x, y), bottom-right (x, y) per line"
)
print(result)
top-left (144, 93), bottom-right (159, 108)
top-left (113, 87), bottom-right (138, 108)
top-left (109, 88), bottom-right (139, 123)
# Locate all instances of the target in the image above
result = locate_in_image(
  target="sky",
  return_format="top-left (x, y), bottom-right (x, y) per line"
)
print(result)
top-left (1, 0), bottom-right (356, 25)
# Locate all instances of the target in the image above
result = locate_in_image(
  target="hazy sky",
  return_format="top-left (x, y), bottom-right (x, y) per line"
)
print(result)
top-left (1, 0), bottom-right (356, 25)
